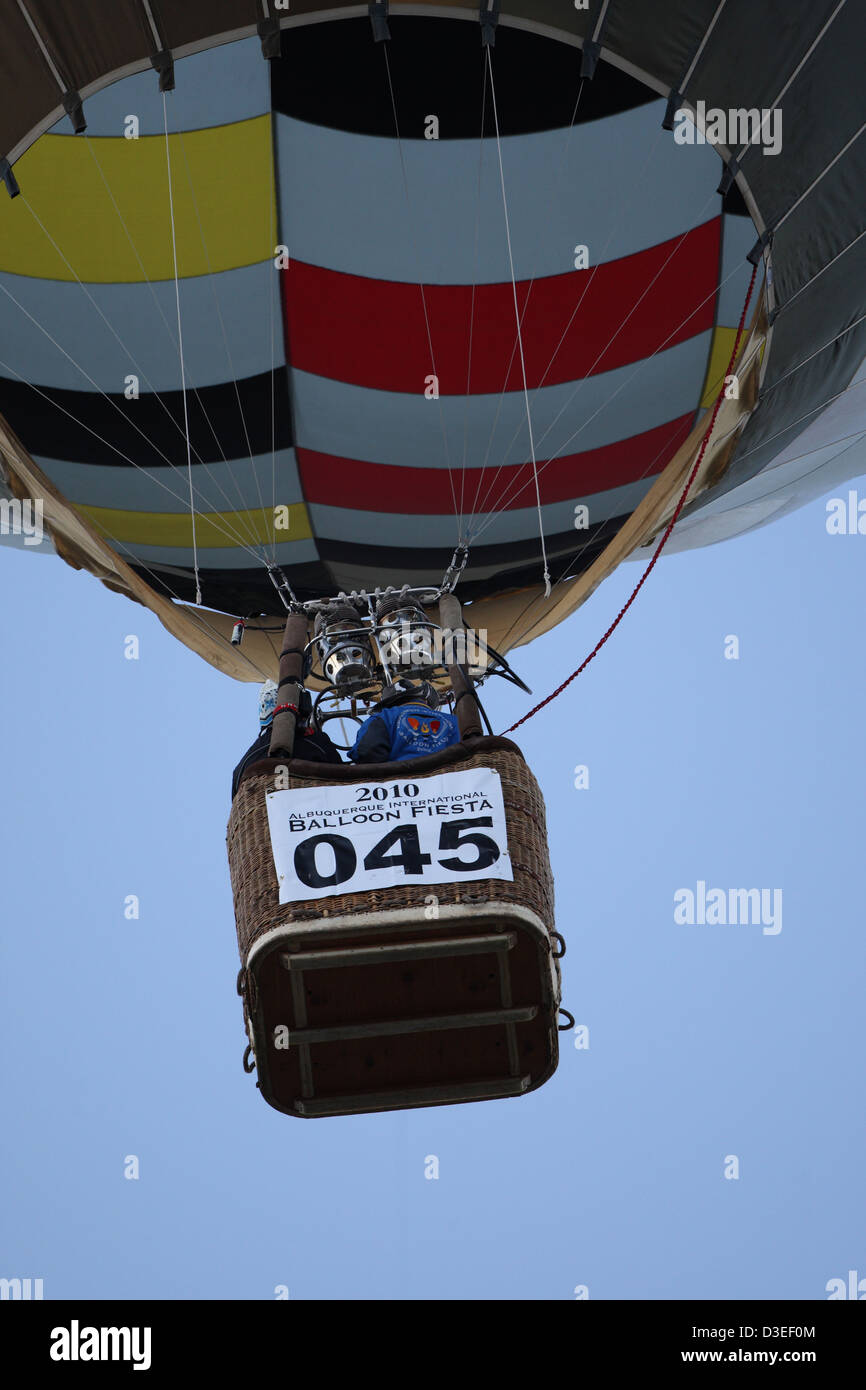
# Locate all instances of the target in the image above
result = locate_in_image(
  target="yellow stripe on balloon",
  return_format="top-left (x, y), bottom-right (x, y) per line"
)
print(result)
top-left (78, 500), bottom-right (311, 548)
top-left (700, 326), bottom-right (766, 407)
top-left (0, 116), bottom-right (276, 282)
top-left (699, 326), bottom-right (740, 408)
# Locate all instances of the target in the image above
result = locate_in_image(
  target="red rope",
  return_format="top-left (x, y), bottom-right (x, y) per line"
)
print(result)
top-left (505, 262), bottom-right (758, 735)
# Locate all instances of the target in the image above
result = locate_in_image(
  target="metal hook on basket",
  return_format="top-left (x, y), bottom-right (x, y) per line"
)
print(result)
top-left (242, 1043), bottom-right (256, 1073)
top-left (551, 932), bottom-right (566, 959)
top-left (557, 1008), bottom-right (575, 1031)
top-left (237, 966), bottom-right (258, 1015)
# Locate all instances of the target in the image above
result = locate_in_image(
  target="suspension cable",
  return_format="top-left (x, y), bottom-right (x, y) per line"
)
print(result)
top-left (16, 193), bottom-right (266, 558)
top-left (486, 44), bottom-right (551, 598)
top-left (175, 128), bottom-right (274, 567)
top-left (381, 43), bottom-right (460, 529)
top-left (459, 55), bottom-right (489, 527)
top-left (0, 349), bottom-right (274, 563)
top-left (467, 121), bottom-right (667, 532)
top-left (82, 137), bottom-right (266, 552)
top-left (471, 239), bottom-right (750, 538)
top-left (163, 91), bottom-right (201, 604)
top-left (504, 261), bottom-right (757, 735)
top-left (465, 65), bottom-right (590, 531)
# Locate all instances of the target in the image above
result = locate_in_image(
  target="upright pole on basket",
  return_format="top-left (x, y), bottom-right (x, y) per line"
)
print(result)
top-left (269, 611), bottom-right (309, 758)
top-left (449, 663), bottom-right (483, 741)
top-left (440, 593), bottom-right (482, 742)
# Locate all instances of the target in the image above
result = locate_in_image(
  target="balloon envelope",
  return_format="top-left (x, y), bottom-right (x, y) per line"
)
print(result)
top-left (1, 4), bottom-right (863, 670)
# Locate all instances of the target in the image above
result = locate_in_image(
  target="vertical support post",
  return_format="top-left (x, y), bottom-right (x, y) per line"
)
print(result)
top-left (448, 664), bottom-right (483, 742)
top-left (269, 611), bottom-right (309, 759)
top-left (440, 592), bottom-right (482, 741)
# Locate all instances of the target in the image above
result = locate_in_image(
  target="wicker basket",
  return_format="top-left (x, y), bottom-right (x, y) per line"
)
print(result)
top-left (226, 736), bottom-right (563, 1117)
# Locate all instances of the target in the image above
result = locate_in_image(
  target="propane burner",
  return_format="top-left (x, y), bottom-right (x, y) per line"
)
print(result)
top-left (313, 604), bottom-right (377, 693)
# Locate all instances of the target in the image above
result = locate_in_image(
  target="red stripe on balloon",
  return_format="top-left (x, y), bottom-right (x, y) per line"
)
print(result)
top-left (296, 414), bottom-right (694, 515)
top-left (281, 219), bottom-right (719, 394)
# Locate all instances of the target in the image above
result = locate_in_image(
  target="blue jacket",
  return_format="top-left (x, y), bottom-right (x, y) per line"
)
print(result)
top-left (349, 702), bottom-right (460, 763)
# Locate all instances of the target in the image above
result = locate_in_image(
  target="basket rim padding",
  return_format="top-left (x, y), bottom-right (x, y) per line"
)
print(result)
top-left (235, 733), bottom-right (525, 792)
top-left (246, 898), bottom-right (553, 967)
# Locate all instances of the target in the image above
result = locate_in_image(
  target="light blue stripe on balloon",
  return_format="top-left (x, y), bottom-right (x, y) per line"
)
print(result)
top-left (48, 37), bottom-right (268, 138)
top-left (289, 334), bottom-right (711, 470)
top-left (275, 102), bottom-right (719, 284)
top-left (718, 214), bottom-right (758, 324)
top-left (35, 449), bottom-right (303, 516)
top-left (0, 260), bottom-right (283, 393)
top-left (307, 477), bottom-right (654, 548)
top-left (102, 537), bottom-right (319, 570)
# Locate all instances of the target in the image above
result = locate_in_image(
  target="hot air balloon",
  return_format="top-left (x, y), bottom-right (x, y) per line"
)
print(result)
top-left (2, 1), bottom-right (864, 1115)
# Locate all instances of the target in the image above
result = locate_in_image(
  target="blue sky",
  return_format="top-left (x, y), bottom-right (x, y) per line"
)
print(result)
top-left (1, 482), bottom-right (864, 1300)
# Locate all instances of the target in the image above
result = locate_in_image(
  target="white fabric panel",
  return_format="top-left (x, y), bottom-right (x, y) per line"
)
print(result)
top-left (307, 477), bottom-right (654, 547)
top-left (0, 260), bottom-right (282, 392)
top-left (653, 358), bottom-right (866, 553)
top-left (717, 214), bottom-right (758, 324)
top-left (275, 102), bottom-right (720, 284)
top-left (35, 448), bottom-right (303, 514)
top-left (289, 334), bottom-right (710, 468)
top-left (110, 537), bottom-right (320, 569)
top-left (48, 38), bottom-right (268, 138)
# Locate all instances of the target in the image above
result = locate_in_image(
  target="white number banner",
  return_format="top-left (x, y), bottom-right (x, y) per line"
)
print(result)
top-left (265, 768), bottom-right (513, 904)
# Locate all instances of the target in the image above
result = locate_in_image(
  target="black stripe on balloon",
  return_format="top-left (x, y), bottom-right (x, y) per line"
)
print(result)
top-left (127, 515), bottom-right (630, 611)
top-left (722, 182), bottom-right (750, 218)
top-left (319, 525), bottom-right (623, 605)
top-left (312, 515), bottom-right (626, 583)
top-left (271, 16), bottom-right (656, 139)
top-left (0, 368), bottom-right (293, 466)
top-left (131, 556), bottom-right (334, 614)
